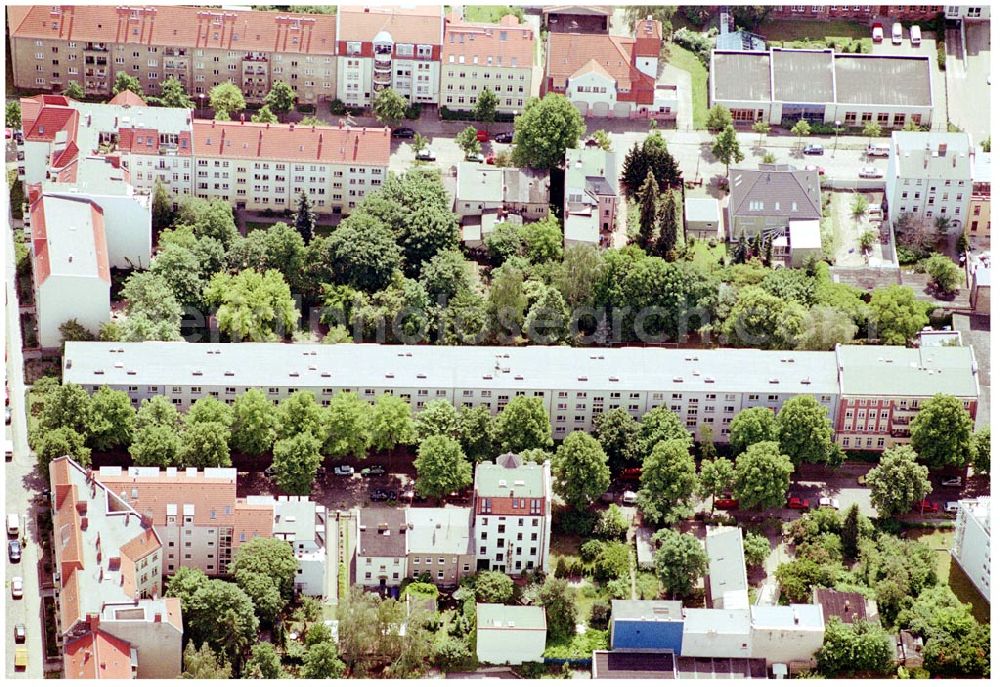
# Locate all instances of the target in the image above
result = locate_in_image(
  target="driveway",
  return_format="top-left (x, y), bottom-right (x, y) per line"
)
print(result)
top-left (947, 21), bottom-right (991, 143)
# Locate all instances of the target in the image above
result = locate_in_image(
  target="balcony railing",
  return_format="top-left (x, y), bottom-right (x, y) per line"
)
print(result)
top-left (84, 42), bottom-right (108, 52)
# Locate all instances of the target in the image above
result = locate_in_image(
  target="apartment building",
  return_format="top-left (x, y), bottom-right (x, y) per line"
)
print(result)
top-left (50, 456), bottom-right (183, 679)
top-left (564, 147), bottom-right (618, 245)
top-left (190, 119), bottom-right (391, 215)
top-left (966, 145), bottom-right (990, 244)
top-left (885, 131), bottom-right (975, 230)
top-left (441, 13), bottom-right (535, 114)
top-left (7, 5), bottom-right (336, 104)
top-left (768, 5), bottom-right (943, 21)
top-left (246, 495), bottom-right (328, 596)
top-left (406, 507), bottom-right (476, 587)
top-left (944, 6), bottom-right (990, 21)
top-left (473, 454), bottom-right (552, 574)
top-left (28, 192), bottom-right (111, 348)
top-left (951, 497), bottom-right (990, 601)
top-left (455, 161), bottom-right (550, 245)
top-left (545, 18), bottom-right (674, 120)
top-left (335, 6), bottom-right (444, 108)
top-left (833, 344), bottom-right (980, 451)
top-left (355, 507), bottom-right (409, 590)
top-left (727, 164), bottom-right (822, 240)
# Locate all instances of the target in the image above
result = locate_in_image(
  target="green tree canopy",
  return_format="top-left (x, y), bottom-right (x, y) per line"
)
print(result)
top-left (490, 396), bottom-right (552, 453)
top-left (415, 399), bottom-right (460, 442)
top-left (711, 124), bottom-right (744, 171)
top-left (638, 406), bottom-right (690, 458)
top-left (458, 405), bottom-right (497, 463)
top-left (35, 427), bottom-right (91, 470)
top-left (208, 82), bottom-right (246, 119)
top-left (275, 390), bottom-right (324, 440)
top-left (327, 213), bottom-right (402, 293)
top-left (231, 389), bottom-right (278, 456)
top-left (729, 407), bottom-right (779, 455)
top-left (322, 391), bottom-right (372, 459)
top-left (553, 431), bottom-right (611, 510)
top-left (230, 535), bottom-right (299, 599)
top-left (535, 577), bottom-right (577, 641)
top-left (373, 87), bottom-right (408, 126)
top-left (869, 285), bottom-right (930, 344)
top-left (473, 87), bottom-right (499, 123)
top-left (475, 571), bottom-right (515, 604)
top-left (129, 424), bottom-right (182, 467)
top-left (697, 457), bottom-right (737, 505)
top-left (414, 435), bottom-right (472, 500)
top-left (456, 126), bottom-right (482, 156)
top-left (637, 438), bottom-right (697, 526)
top-left (112, 71), bottom-right (144, 99)
top-left (816, 619), bottom-right (895, 677)
top-left (63, 80), bottom-right (85, 100)
top-left (271, 432), bottom-right (323, 495)
top-left (264, 80), bottom-right (296, 116)
top-left (180, 421), bottom-right (231, 468)
top-left (244, 642), bottom-right (283, 679)
top-left (185, 579), bottom-right (259, 663)
top-left (777, 395), bottom-right (837, 467)
top-left (865, 445), bottom-right (931, 518)
top-left (159, 76), bottom-right (195, 108)
top-left (653, 529), bottom-right (708, 598)
top-left (734, 441), bottom-right (794, 510)
top-left (302, 642), bottom-right (346, 679)
top-left (910, 394), bottom-right (975, 468)
top-left (511, 93), bottom-right (586, 169)
top-left (85, 386), bottom-right (135, 451)
top-left (368, 394), bottom-right (417, 452)
top-left (182, 641), bottom-right (232, 679)
top-left (593, 407), bottom-right (641, 475)
top-left (205, 269), bottom-right (297, 342)
top-left (705, 104), bottom-right (733, 132)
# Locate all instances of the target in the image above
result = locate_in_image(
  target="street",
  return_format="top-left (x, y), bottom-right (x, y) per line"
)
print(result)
top-left (5, 177), bottom-right (45, 678)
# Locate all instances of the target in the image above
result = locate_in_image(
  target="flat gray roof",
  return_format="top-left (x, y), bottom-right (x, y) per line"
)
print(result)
top-left (611, 599), bottom-right (683, 621)
top-left (405, 507), bottom-right (473, 555)
top-left (771, 49), bottom-right (834, 104)
top-left (833, 54), bottom-right (932, 106)
top-left (834, 344), bottom-right (979, 398)
top-left (684, 197), bottom-right (720, 223)
top-left (475, 458), bottom-right (547, 498)
top-left (706, 527), bottom-right (748, 604)
top-left (712, 51), bottom-right (772, 102)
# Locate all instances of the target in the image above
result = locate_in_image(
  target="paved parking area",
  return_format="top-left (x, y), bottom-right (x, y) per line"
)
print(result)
top-left (947, 21), bottom-right (991, 143)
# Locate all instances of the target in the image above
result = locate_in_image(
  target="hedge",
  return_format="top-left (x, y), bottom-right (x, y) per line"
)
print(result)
top-left (439, 106), bottom-right (515, 123)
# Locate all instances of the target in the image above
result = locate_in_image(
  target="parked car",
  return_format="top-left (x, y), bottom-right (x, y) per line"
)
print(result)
top-left (805, 164), bottom-right (825, 175)
top-left (5, 406), bottom-right (10, 424)
top-left (620, 467), bottom-right (642, 481)
top-left (333, 465), bottom-right (355, 477)
top-left (4, 128), bottom-right (11, 140)
top-left (263, 465), bottom-right (277, 477)
top-left (7, 512), bottom-right (20, 536)
top-left (872, 23), bottom-right (884, 43)
top-left (391, 127), bottom-right (416, 139)
top-left (370, 488), bottom-right (398, 502)
top-left (802, 144), bottom-right (824, 155)
top-left (714, 496), bottom-right (739, 510)
top-left (786, 496), bottom-right (810, 510)
top-left (415, 149), bottom-right (436, 161)
top-left (913, 499), bottom-right (940, 514)
top-left (14, 623), bottom-right (26, 643)
top-left (622, 491), bottom-right (638, 505)
top-left (891, 22), bottom-right (903, 45)
top-left (910, 24), bottom-right (921, 45)
top-left (944, 501), bottom-right (960, 513)
top-left (361, 465), bottom-right (386, 477)
top-left (485, 155), bottom-right (496, 165)
top-left (465, 152), bottom-right (485, 163)
top-left (14, 646), bottom-right (27, 671)
top-left (11, 576), bottom-right (23, 599)
top-left (476, 129), bottom-right (489, 142)
top-left (940, 475), bottom-right (963, 487)
top-left (8, 539), bottom-right (21, 563)
top-left (859, 165), bottom-right (884, 179)
top-left (857, 473), bottom-right (868, 486)
top-left (494, 131), bottom-right (514, 143)
top-left (818, 497), bottom-right (840, 510)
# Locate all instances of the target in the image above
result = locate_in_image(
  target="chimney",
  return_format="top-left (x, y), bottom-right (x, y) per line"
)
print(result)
top-left (938, 143), bottom-right (947, 156)
top-left (89, 613), bottom-right (100, 634)
top-left (211, 119), bottom-right (215, 128)
top-left (154, 613), bottom-right (162, 623)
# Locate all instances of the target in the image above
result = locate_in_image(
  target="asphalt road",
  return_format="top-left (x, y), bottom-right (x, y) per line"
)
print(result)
top-left (5, 179), bottom-right (44, 679)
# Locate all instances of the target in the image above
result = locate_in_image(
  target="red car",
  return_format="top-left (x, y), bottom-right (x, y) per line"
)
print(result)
top-left (786, 496), bottom-right (810, 510)
top-left (485, 155), bottom-right (496, 165)
top-left (620, 467), bottom-right (642, 481)
top-left (913, 500), bottom-right (940, 514)
top-left (476, 129), bottom-right (489, 142)
top-left (714, 496), bottom-right (739, 510)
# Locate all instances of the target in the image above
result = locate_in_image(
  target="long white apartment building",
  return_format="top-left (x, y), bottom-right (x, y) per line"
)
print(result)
top-left (952, 497), bottom-right (990, 602)
top-left (60, 341), bottom-right (979, 450)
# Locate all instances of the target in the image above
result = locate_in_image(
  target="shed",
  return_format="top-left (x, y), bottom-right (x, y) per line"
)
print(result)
top-left (684, 197), bottom-right (722, 239)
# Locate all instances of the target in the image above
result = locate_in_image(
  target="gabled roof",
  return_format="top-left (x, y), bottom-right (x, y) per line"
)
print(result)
top-left (337, 5), bottom-right (443, 45)
top-left (30, 194), bottom-right (111, 287)
top-left (64, 629), bottom-right (133, 679)
top-left (548, 31), bottom-right (657, 103)
top-left (107, 90), bottom-right (146, 107)
top-left (358, 507), bottom-right (408, 558)
top-left (443, 14), bottom-right (533, 69)
top-left (728, 164), bottom-right (822, 221)
top-left (570, 57), bottom-right (614, 81)
top-left (191, 120), bottom-right (391, 166)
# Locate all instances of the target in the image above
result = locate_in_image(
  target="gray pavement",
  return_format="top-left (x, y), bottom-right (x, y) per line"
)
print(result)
top-left (947, 21), bottom-right (991, 144)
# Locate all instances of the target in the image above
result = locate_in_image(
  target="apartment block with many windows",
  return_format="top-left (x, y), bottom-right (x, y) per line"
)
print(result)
top-left (952, 497), bottom-right (990, 602)
top-left (966, 145), bottom-right (990, 244)
top-left (885, 131), bottom-right (975, 230)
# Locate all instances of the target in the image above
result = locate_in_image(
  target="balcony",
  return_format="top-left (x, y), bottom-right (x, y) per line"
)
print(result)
top-left (163, 48), bottom-right (188, 57)
top-left (243, 52), bottom-right (268, 62)
top-left (373, 69), bottom-right (391, 86)
top-left (374, 53), bottom-right (392, 68)
top-left (84, 42), bottom-right (108, 52)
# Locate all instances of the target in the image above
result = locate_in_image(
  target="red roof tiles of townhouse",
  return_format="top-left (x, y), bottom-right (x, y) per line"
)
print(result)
top-left (22, 103), bottom-right (78, 142)
top-left (546, 31), bottom-right (657, 103)
top-left (164, 597), bottom-right (184, 632)
top-left (443, 14), bottom-right (534, 69)
top-left (107, 90), bottom-right (146, 107)
top-left (233, 502), bottom-right (275, 549)
top-left (119, 528), bottom-right (161, 563)
top-left (191, 120), bottom-right (391, 166)
top-left (30, 195), bottom-right (111, 286)
top-left (10, 5), bottom-right (336, 56)
top-left (90, 202), bottom-right (111, 285)
top-left (29, 194), bottom-right (51, 286)
top-left (64, 629), bottom-right (133, 680)
top-left (337, 5), bottom-right (444, 45)
top-left (98, 473), bottom-right (239, 528)
top-left (51, 140), bottom-right (80, 169)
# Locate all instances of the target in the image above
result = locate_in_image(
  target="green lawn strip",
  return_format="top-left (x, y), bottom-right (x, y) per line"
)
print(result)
top-left (666, 44), bottom-right (708, 129)
top-left (758, 19), bottom-right (872, 42)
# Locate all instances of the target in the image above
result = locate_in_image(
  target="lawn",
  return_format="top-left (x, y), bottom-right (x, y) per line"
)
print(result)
top-left (689, 240), bottom-right (726, 269)
top-left (666, 43), bottom-right (708, 130)
top-left (461, 6), bottom-right (524, 24)
top-left (907, 529), bottom-right (989, 624)
top-left (758, 19), bottom-right (872, 42)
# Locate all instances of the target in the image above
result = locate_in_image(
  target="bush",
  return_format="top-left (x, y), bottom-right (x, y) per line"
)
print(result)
top-left (542, 629), bottom-right (609, 660)
top-left (296, 103), bottom-right (316, 114)
top-left (404, 102), bottom-right (422, 120)
top-left (554, 556), bottom-right (570, 579)
top-left (439, 106), bottom-right (515, 123)
top-left (553, 508), bottom-right (599, 536)
top-left (580, 540), bottom-right (604, 563)
top-left (589, 600), bottom-right (611, 630)
top-left (937, 43), bottom-right (946, 70)
top-left (329, 99), bottom-right (346, 115)
top-left (672, 28), bottom-right (714, 67)
top-left (595, 505), bottom-right (629, 541)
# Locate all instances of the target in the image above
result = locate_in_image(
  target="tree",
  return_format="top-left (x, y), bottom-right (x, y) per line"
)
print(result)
top-left (790, 118), bottom-right (812, 149)
top-left (63, 80), bottom-right (85, 100)
top-left (536, 577), bottom-right (577, 641)
top-left (5, 100), bottom-right (21, 129)
top-left (751, 119), bottom-right (770, 147)
top-left (420, 249), bottom-right (475, 303)
top-left (229, 536), bottom-right (299, 600)
top-left (475, 571), bottom-right (515, 603)
top-left (652, 529), bottom-right (708, 598)
top-left (415, 435), bottom-right (472, 500)
top-left (524, 285), bottom-right (570, 344)
top-left (185, 396), bottom-right (234, 429)
top-left (619, 131), bottom-right (681, 199)
top-left (456, 126), bottom-right (481, 156)
top-left (165, 566), bottom-right (210, 615)
top-left (367, 394), bottom-right (416, 452)
top-left (862, 122), bottom-right (883, 148)
top-left (655, 190), bottom-right (680, 258)
top-left (816, 619), bottom-right (894, 677)
top-left (182, 641), bottom-right (232, 679)
top-left (636, 170), bottom-right (659, 251)
top-left (209, 82), bottom-right (246, 119)
top-left (40, 383), bottom-right (91, 435)
top-left (302, 642), bottom-right (346, 679)
top-left (589, 129), bottom-right (612, 151)
top-left (250, 104), bottom-right (278, 123)
top-left (896, 585), bottom-right (989, 677)
top-left (705, 104), bottom-right (733, 132)
top-left (130, 424), bottom-right (182, 467)
top-left (205, 269), bottom-right (297, 342)
top-left (729, 407), bottom-right (779, 455)
top-left (159, 76), bottom-right (195, 108)
top-left (86, 386), bottom-right (135, 451)
top-left (235, 571), bottom-right (284, 625)
top-left (910, 394), bottom-right (975, 468)
top-left (638, 406), bottom-right (690, 457)
top-left (593, 540), bottom-right (632, 582)
top-left (59, 318), bottom-right (95, 345)
top-left (112, 71), bottom-right (144, 99)
top-left (374, 88), bottom-right (408, 127)
top-left (519, 214), bottom-right (564, 264)
top-left (924, 254), bottom-right (963, 294)
top-left (511, 93), bottom-right (586, 169)
top-left (972, 427), bottom-right (990, 475)
top-left (294, 191), bottom-right (316, 244)
top-left (869, 285), bottom-right (929, 344)
top-left (150, 180), bottom-right (175, 230)
top-left (637, 438), bottom-right (697, 525)
top-left (323, 392), bottom-right (372, 459)
top-left (185, 580), bottom-right (259, 663)
top-left (458, 405), bottom-right (496, 463)
top-left (245, 643), bottom-right (283, 679)
top-left (327, 214), bottom-right (402, 293)
top-left (841, 503), bottom-right (862, 560)
top-left (553, 432), bottom-right (611, 510)
top-left (734, 441), bottom-right (794, 510)
top-left (411, 132), bottom-right (430, 155)
top-left (473, 87), bottom-right (499, 123)
top-left (777, 396), bottom-right (836, 467)
top-left (697, 457), bottom-right (736, 507)
top-left (231, 389), bottom-right (278, 456)
top-left (271, 432), bottom-right (323, 495)
top-left (711, 124), bottom-right (744, 172)
top-left (595, 504), bottom-right (629, 541)
top-left (490, 396), bottom-right (552, 453)
top-left (180, 421), bottom-right (231, 468)
top-left (593, 408), bottom-right (641, 475)
top-left (865, 445), bottom-right (931, 517)
top-left (275, 391), bottom-right (324, 440)
top-left (121, 271), bottom-right (183, 337)
top-left (743, 532), bottom-right (771, 568)
top-left (415, 398), bottom-right (459, 442)
top-left (35, 427), bottom-right (91, 470)
top-left (264, 80), bottom-right (296, 119)
top-left (176, 196), bottom-right (240, 250)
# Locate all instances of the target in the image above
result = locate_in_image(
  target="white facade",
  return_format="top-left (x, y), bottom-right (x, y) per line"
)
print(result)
top-left (566, 69), bottom-right (618, 116)
top-left (885, 131), bottom-right (974, 229)
top-left (945, 6), bottom-right (990, 20)
top-left (43, 189), bottom-right (152, 270)
top-left (952, 497), bottom-right (990, 601)
top-left (476, 604), bottom-right (547, 665)
top-left (749, 605), bottom-right (826, 667)
top-left (248, 495), bottom-right (328, 596)
top-left (37, 272), bottom-right (110, 349)
top-left (99, 603), bottom-right (184, 680)
top-left (681, 608), bottom-right (753, 658)
top-left (473, 457), bottom-right (552, 573)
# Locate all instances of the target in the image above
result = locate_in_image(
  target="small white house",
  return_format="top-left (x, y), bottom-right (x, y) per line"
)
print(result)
top-left (750, 605), bottom-right (826, 668)
top-left (476, 603), bottom-right (547, 665)
top-left (684, 197), bottom-right (721, 240)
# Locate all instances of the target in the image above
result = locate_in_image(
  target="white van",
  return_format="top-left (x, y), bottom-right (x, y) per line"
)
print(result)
top-left (7, 513), bottom-right (20, 537)
top-left (910, 25), bottom-right (922, 46)
top-left (892, 22), bottom-right (903, 45)
top-left (867, 143), bottom-right (891, 157)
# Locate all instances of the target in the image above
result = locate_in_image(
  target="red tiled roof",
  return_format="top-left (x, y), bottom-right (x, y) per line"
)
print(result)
top-left (64, 629), bottom-right (133, 680)
top-left (337, 5), bottom-right (443, 45)
top-left (191, 120), bottom-right (391, 166)
top-left (443, 14), bottom-right (534, 69)
top-left (107, 90), bottom-right (145, 107)
top-left (11, 5), bottom-right (336, 56)
top-left (233, 502), bottom-right (274, 551)
top-left (98, 472), bottom-right (239, 528)
top-left (90, 202), bottom-right (111, 285)
top-left (29, 193), bottom-right (51, 287)
top-left (119, 528), bottom-right (160, 562)
top-left (22, 102), bottom-right (78, 142)
top-left (546, 32), bottom-right (657, 104)
top-left (51, 140), bottom-right (80, 169)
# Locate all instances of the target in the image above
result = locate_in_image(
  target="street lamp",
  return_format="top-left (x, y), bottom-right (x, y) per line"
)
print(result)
top-left (832, 120), bottom-right (842, 158)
